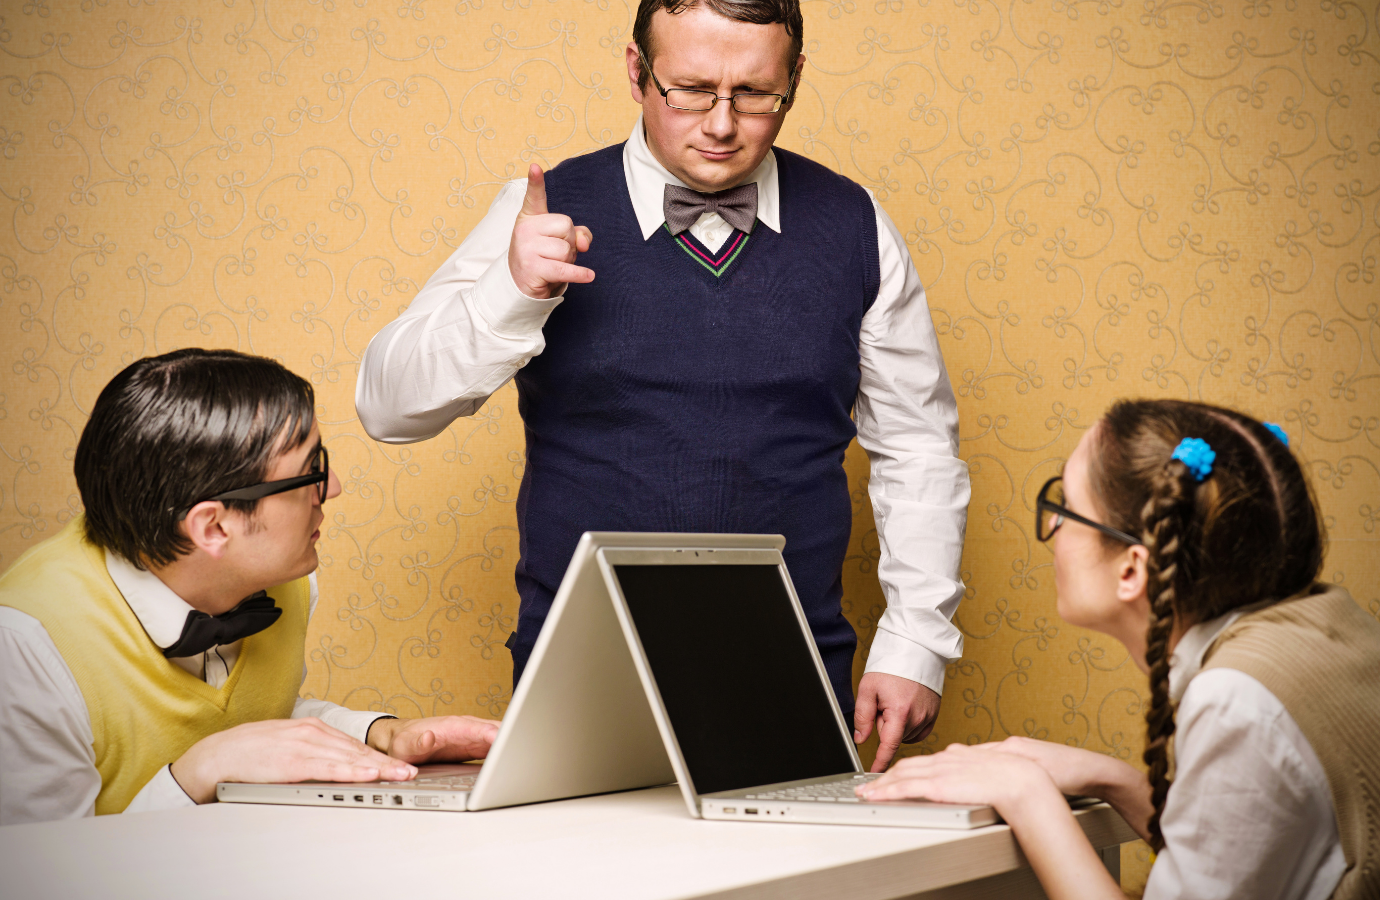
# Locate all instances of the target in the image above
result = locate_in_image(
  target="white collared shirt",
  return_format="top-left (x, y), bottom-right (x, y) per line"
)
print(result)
top-left (1145, 611), bottom-right (1346, 900)
top-left (0, 556), bottom-right (386, 825)
top-left (355, 118), bottom-right (970, 692)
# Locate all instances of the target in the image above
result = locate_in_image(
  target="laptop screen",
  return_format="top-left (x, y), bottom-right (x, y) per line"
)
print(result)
top-left (612, 563), bottom-right (857, 795)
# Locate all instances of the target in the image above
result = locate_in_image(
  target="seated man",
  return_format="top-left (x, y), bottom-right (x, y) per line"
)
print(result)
top-left (0, 348), bottom-right (498, 824)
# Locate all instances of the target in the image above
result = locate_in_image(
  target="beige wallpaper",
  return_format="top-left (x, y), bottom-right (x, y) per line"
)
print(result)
top-left (2, 0), bottom-right (1377, 888)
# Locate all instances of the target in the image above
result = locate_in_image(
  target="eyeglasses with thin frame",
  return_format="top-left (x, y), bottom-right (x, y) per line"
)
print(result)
top-left (636, 46), bottom-right (797, 115)
top-left (179, 444), bottom-right (330, 519)
top-left (1035, 476), bottom-right (1140, 545)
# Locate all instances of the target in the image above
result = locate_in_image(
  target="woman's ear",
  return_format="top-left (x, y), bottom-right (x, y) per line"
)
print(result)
top-left (181, 501), bottom-right (232, 560)
top-left (1116, 544), bottom-right (1150, 606)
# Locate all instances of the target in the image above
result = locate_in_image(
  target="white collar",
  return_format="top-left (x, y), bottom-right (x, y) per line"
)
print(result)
top-left (621, 114), bottom-right (782, 241)
top-left (1167, 608), bottom-right (1246, 703)
top-left (104, 549), bottom-right (198, 652)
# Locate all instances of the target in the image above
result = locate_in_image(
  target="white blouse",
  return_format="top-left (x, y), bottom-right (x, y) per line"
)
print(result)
top-left (1144, 611), bottom-right (1347, 900)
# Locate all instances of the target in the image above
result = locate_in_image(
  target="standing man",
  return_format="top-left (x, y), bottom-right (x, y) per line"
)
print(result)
top-left (357, 0), bottom-right (968, 770)
top-left (0, 349), bottom-right (497, 824)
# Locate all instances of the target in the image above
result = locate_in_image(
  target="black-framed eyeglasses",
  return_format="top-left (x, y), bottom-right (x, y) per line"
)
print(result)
top-left (636, 46), bottom-right (796, 115)
top-left (1035, 476), bottom-right (1140, 545)
top-left (181, 444), bottom-right (330, 518)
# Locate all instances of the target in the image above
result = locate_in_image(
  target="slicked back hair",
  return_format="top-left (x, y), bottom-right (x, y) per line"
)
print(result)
top-left (74, 348), bottom-right (316, 569)
top-left (632, 0), bottom-right (804, 91)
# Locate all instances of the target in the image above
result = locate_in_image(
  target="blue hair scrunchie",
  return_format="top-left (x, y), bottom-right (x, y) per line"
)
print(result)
top-left (1262, 422), bottom-right (1289, 446)
top-left (1171, 437), bottom-right (1215, 482)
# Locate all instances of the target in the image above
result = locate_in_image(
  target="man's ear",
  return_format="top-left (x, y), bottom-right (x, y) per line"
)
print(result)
top-left (626, 43), bottom-right (647, 104)
top-left (1116, 544), bottom-right (1150, 606)
top-left (182, 501), bottom-right (233, 560)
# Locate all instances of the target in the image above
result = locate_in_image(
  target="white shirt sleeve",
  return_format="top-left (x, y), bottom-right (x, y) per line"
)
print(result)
top-left (855, 196), bottom-right (969, 694)
top-left (0, 607), bottom-right (104, 825)
top-left (355, 178), bottom-right (565, 443)
top-left (1145, 668), bottom-right (1346, 900)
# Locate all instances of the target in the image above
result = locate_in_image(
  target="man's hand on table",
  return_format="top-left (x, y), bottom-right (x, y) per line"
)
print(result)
top-left (854, 672), bottom-right (941, 772)
top-left (171, 717), bottom-right (418, 804)
top-left (367, 715), bottom-right (501, 765)
top-left (508, 163), bottom-right (594, 299)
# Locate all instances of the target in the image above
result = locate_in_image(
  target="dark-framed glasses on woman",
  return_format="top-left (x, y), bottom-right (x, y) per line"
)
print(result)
top-left (1035, 476), bottom-right (1140, 545)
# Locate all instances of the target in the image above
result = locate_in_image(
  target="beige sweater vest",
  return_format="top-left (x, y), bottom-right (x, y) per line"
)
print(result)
top-left (1201, 583), bottom-right (1380, 900)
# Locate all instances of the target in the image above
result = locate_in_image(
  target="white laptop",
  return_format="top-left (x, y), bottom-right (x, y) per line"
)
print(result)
top-left (216, 532), bottom-right (773, 812)
top-left (595, 543), bottom-right (999, 829)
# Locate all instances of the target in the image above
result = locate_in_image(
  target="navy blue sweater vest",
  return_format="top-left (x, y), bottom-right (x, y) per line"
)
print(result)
top-left (509, 144), bottom-right (880, 713)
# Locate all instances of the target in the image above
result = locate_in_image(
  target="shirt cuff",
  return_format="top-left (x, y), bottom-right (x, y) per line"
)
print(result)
top-left (863, 628), bottom-right (950, 696)
top-left (471, 254), bottom-right (564, 338)
top-left (293, 697), bottom-right (395, 744)
top-left (123, 765), bottom-right (197, 814)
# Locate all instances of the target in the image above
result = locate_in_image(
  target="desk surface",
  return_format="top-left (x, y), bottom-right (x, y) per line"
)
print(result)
top-left (0, 785), bottom-right (1135, 900)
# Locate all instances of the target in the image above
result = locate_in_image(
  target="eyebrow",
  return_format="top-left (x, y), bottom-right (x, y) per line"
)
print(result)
top-left (670, 77), bottom-right (780, 92)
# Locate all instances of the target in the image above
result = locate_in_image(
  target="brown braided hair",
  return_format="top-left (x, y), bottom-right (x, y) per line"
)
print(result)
top-left (1087, 400), bottom-right (1324, 851)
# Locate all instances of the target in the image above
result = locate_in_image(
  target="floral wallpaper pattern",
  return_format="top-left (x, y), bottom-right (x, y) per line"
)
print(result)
top-left (2, 0), bottom-right (1376, 887)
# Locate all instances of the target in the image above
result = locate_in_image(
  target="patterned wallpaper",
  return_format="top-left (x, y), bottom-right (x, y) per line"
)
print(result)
top-left (2, 0), bottom-right (1377, 887)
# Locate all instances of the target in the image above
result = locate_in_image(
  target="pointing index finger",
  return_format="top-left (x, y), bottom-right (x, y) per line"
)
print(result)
top-left (520, 163), bottom-right (548, 218)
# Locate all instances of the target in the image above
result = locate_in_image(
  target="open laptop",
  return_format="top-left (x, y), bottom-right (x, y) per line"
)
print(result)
top-left (595, 544), bottom-right (1000, 829)
top-left (216, 533), bottom-right (774, 812)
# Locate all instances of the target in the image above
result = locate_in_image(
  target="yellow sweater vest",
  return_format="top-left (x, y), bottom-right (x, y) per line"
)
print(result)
top-left (1201, 583), bottom-right (1380, 900)
top-left (0, 517), bottom-right (308, 815)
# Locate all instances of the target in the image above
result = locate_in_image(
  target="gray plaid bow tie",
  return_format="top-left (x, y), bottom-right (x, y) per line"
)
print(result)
top-left (663, 182), bottom-right (758, 236)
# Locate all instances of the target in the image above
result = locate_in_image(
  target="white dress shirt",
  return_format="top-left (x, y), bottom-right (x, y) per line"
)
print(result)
top-left (0, 555), bottom-right (387, 825)
top-left (356, 118), bottom-right (970, 692)
top-left (1145, 610), bottom-right (1347, 900)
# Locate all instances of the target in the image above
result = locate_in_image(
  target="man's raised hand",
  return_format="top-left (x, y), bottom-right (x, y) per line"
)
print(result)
top-left (508, 163), bottom-right (594, 299)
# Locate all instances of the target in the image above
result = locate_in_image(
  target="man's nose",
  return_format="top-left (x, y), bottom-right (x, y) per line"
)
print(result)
top-left (702, 97), bottom-right (737, 141)
top-left (323, 467), bottom-right (342, 502)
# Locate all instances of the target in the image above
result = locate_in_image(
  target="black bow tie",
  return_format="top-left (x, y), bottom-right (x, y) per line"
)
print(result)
top-left (162, 591), bottom-right (282, 659)
top-left (663, 182), bottom-right (758, 236)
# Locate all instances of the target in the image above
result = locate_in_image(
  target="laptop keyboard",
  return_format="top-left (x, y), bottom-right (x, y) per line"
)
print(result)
top-left (745, 773), bottom-right (880, 802)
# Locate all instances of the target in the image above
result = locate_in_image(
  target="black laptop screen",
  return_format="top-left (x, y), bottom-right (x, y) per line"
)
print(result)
top-left (611, 563), bottom-right (857, 795)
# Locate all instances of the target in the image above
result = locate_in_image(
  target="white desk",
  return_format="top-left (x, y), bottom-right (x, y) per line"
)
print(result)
top-left (0, 785), bottom-right (1135, 899)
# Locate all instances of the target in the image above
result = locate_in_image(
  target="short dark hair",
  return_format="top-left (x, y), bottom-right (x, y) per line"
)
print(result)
top-left (632, 0), bottom-right (804, 91)
top-left (74, 348), bottom-right (316, 569)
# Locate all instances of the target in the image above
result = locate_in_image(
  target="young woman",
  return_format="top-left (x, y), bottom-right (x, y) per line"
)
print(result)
top-left (858, 399), bottom-right (1379, 900)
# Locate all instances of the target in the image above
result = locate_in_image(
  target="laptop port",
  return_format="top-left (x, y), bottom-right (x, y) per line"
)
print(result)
top-left (414, 795), bottom-right (439, 808)
top-left (723, 807), bottom-right (736, 814)
top-left (745, 808), bottom-right (758, 814)
top-left (373, 795), bottom-right (383, 804)
top-left (354, 795), bottom-right (364, 803)
top-left (392, 795), bottom-right (403, 805)
top-left (333, 795), bottom-right (344, 802)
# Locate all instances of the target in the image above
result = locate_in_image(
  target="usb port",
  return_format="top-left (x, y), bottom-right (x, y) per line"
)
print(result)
top-left (723, 807), bottom-right (737, 814)
top-left (745, 808), bottom-right (758, 814)
top-left (333, 795), bottom-right (344, 802)
top-left (372, 795), bottom-right (383, 804)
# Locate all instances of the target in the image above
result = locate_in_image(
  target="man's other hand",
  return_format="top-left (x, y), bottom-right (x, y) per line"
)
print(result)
top-left (366, 715), bottom-right (500, 765)
top-left (854, 673), bottom-right (941, 772)
top-left (508, 163), bottom-right (595, 299)
top-left (170, 718), bottom-right (418, 804)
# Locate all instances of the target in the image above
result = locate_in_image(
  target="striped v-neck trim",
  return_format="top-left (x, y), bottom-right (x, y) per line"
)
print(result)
top-left (669, 226), bottom-right (751, 278)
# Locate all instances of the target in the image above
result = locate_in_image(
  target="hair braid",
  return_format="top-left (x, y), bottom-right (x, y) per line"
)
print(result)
top-left (1140, 463), bottom-right (1192, 852)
